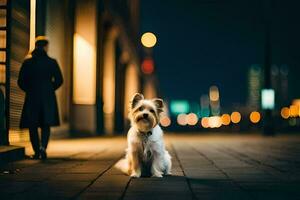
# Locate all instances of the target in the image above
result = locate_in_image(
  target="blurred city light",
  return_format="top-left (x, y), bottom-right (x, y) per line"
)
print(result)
top-left (177, 114), bottom-right (187, 126)
top-left (208, 116), bottom-right (222, 128)
top-left (30, 0), bottom-right (36, 51)
top-left (221, 114), bottom-right (231, 125)
top-left (209, 86), bottom-right (220, 116)
top-left (141, 32), bottom-right (157, 48)
top-left (261, 89), bottom-right (275, 109)
top-left (231, 111), bottom-right (241, 124)
top-left (249, 111), bottom-right (261, 123)
top-left (170, 100), bottom-right (189, 115)
top-left (292, 99), bottom-right (300, 116)
top-left (281, 107), bottom-right (290, 119)
top-left (141, 58), bottom-right (154, 74)
top-left (187, 113), bottom-right (198, 125)
top-left (209, 86), bottom-right (220, 101)
top-left (160, 116), bottom-right (171, 127)
top-left (289, 105), bottom-right (299, 117)
top-left (201, 117), bottom-right (209, 128)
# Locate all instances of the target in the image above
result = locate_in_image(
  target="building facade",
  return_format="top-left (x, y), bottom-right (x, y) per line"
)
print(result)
top-left (0, 0), bottom-right (152, 144)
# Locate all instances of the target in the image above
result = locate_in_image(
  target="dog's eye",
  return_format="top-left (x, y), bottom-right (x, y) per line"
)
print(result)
top-left (150, 109), bottom-right (155, 113)
top-left (139, 106), bottom-right (144, 111)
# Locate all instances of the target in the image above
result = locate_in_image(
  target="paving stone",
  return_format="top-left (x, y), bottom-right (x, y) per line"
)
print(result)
top-left (1, 134), bottom-right (300, 200)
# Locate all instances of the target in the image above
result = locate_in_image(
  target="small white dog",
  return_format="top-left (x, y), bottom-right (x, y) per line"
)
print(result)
top-left (115, 93), bottom-right (172, 177)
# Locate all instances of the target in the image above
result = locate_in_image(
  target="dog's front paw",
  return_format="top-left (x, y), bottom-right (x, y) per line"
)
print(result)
top-left (130, 170), bottom-right (141, 178)
top-left (152, 173), bottom-right (163, 178)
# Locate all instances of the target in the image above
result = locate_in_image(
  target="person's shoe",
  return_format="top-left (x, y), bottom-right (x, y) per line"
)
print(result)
top-left (30, 153), bottom-right (40, 160)
top-left (40, 147), bottom-right (47, 160)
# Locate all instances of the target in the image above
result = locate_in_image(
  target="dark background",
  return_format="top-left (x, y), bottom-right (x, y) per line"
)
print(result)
top-left (140, 0), bottom-right (300, 107)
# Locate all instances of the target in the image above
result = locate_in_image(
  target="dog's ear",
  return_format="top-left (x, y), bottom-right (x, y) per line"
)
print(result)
top-left (130, 93), bottom-right (144, 109)
top-left (153, 98), bottom-right (164, 113)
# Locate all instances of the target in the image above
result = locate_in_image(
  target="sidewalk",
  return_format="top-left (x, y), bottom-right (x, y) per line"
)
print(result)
top-left (1, 134), bottom-right (300, 200)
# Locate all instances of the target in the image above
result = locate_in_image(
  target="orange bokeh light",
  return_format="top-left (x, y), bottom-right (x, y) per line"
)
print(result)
top-left (160, 116), bottom-right (171, 127)
top-left (231, 111), bottom-right (241, 124)
top-left (289, 105), bottom-right (299, 117)
top-left (177, 114), bottom-right (187, 126)
top-left (280, 107), bottom-right (290, 119)
top-left (249, 111), bottom-right (261, 123)
top-left (187, 113), bottom-right (198, 125)
top-left (201, 117), bottom-right (209, 128)
top-left (221, 114), bottom-right (231, 125)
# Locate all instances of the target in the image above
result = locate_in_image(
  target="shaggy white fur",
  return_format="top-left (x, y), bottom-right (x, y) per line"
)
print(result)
top-left (115, 93), bottom-right (172, 178)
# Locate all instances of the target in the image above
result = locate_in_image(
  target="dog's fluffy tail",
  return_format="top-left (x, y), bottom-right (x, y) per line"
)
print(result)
top-left (114, 158), bottom-right (129, 175)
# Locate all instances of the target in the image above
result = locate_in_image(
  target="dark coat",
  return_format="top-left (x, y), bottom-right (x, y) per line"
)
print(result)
top-left (18, 49), bottom-right (63, 128)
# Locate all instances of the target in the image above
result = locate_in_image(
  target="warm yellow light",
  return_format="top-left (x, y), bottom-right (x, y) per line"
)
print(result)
top-left (73, 33), bottom-right (96, 104)
top-left (292, 99), bottom-right (300, 106)
top-left (177, 114), bottom-right (187, 126)
top-left (221, 114), bottom-right (231, 125)
top-left (103, 32), bottom-right (117, 114)
top-left (208, 116), bottom-right (222, 128)
top-left (231, 111), bottom-right (241, 124)
top-left (201, 117), bottom-right (209, 128)
top-left (280, 107), bottom-right (290, 119)
top-left (160, 116), bottom-right (171, 127)
top-left (29, 0), bottom-right (36, 51)
top-left (187, 113), bottom-right (198, 126)
top-left (124, 63), bottom-right (139, 118)
top-left (249, 111), bottom-right (261, 123)
top-left (290, 105), bottom-right (299, 117)
top-left (209, 86), bottom-right (219, 101)
top-left (141, 32), bottom-right (157, 48)
top-left (144, 80), bottom-right (157, 99)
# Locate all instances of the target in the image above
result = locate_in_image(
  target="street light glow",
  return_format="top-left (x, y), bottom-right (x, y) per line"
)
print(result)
top-left (231, 111), bottom-right (241, 124)
top-left (221, 114), bottom-right (231, 125)
top-left (281, 107), bottom-right (290, 119)
top-left (250, 111), bottom-right (261, 123)
top-left (141, 32), bottom-right (157, 48)
top-left (187, 113), bottom-right (198, 125)
top-left (177, 114), bottom-right (187, 126)
top-left (160, 116), bottom-right (171, 127)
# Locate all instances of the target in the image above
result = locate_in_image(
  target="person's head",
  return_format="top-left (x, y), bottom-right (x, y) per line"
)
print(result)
top-left (35, 36), bottom-right (49, 52)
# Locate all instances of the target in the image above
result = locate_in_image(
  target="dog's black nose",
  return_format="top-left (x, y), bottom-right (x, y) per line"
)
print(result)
top-left (143, 113), bottom-right (148, 118)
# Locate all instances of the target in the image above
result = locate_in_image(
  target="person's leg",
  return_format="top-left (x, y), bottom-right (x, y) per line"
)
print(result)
top-left (29, 126), bottom-right (40, 158)
top-left (41, 125), bottom-right (50, 149)
top-left (40, 125), bottom-right (50, 159)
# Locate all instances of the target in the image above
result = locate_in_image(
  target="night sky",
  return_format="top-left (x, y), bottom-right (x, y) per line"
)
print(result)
top-left (140, 0), bottom-right (300, 108)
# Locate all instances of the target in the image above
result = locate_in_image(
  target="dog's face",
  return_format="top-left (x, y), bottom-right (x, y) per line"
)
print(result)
top-left (129, 93), bottom-right (164, 133)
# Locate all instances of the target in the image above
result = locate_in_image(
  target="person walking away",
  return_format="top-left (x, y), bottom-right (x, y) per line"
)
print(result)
top-left (18, 36), bottom-right (63, 159)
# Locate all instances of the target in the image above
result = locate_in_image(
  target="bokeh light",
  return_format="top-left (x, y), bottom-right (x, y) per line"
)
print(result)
top-left (208, 116), bottom-right (222, 128)
top-left (141, 32), bottom-right (157, 48)
top-left (231, 111), bottom-right (241, 124)
top-left (209, 86), bottom-right (219, 101)
top-left (289, 105), bottom-right (299, 117)
top-left (141, 58), bottom-right (154, 74)
top-left (187, 113), bottom-right (198, 125)
top-left (281, 107), bottom-right (290, 119)
top-left (177, 114), bottom-right (187, 126)
top-left (201, 117), bottom-right (209, 128)
top-left (160, 116), bottom-right (171, 127)
top-left (221, 114), bottom-right (231, 125)
top-left (249, 111), bottom-right (261, 123)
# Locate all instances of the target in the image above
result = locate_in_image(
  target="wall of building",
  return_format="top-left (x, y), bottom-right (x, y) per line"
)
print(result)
top-left (3, 0), bottom-right (151, 141)
top-left (46, 0), bottom-right (73, 135)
